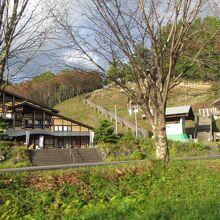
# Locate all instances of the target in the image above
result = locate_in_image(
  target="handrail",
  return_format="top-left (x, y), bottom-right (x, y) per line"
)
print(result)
top-left (210, 115), bottom-right (214, 141)
top-left (194, 115), bottom-right (199, 139)
top-left (83, 97), bottom-right (148, 137)
top-left (66, 145), bottom-right (75, 163)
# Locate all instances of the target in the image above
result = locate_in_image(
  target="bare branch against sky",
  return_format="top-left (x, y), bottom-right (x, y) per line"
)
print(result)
top-left (49, 0), bottom-right (209, 162)
top-left (0, 0), bottom-right (54, 85)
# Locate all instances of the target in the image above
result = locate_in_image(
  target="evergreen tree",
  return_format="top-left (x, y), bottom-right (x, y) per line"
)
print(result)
top-left (94, 120), bottom-right (118, 144)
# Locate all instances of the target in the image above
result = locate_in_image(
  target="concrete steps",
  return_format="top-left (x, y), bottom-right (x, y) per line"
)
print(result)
top-left (29, 149), bottom-right (73, 166)
top-left (72, 148), bottom-right (103, 163)
top-left (29, 148), bottom-right (103, 166)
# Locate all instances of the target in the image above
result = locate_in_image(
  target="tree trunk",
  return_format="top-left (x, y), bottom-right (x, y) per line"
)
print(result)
top-left (153, 112), bottom-right (169, 163)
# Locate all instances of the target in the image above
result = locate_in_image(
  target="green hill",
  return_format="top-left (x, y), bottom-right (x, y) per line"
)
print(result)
top-left (55, 81), bottom-right (218, 131)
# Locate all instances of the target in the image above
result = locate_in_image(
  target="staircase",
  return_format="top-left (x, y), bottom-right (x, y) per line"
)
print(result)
top-left (29, 149), bottom-right (73, 166)
top-left (29, 148), bottom-right (103, 166)
top-left (83, 97), bottom-right (149, 137)
top-left (72, 148), bottom-right (103, 163)
top-left (196, 116), bottom-right (213, 142)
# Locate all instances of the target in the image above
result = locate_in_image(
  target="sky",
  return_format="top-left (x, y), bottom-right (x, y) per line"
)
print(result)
top-left (10, 0), bottom-right (94, 83)
top-left (9, 0), bottom-right (220, 83)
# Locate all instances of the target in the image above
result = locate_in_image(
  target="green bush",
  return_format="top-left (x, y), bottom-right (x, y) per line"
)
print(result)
top-left (140, 138), bottom-right (155, 158)
top-left (94, 119), bottom-right (119, 144)
top-left (8, 146), bottom-right (29, 163)
top-left (129, 149), bottom-right (144, 160)
top-left (168, 140), bottom-right (208, 157)
top-left (0, 141), bottom-right (14, 156)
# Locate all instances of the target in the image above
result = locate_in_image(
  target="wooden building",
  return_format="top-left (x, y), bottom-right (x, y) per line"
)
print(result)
top-left (0, 89), bottom-right (94, 149)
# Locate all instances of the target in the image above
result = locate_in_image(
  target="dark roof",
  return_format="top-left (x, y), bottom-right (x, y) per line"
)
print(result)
top-left (7, 102), bottom-right (55, 115)
top-left (7, 101), bottom-right (94, 130)
top-left (166, 105), bottom-right (194, 121)
top-left (0, 89), bottom-right (59, 113)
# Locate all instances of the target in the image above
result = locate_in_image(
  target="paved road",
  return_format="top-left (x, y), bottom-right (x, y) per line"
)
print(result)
top-left (0, 155), bottom-right (220, 173)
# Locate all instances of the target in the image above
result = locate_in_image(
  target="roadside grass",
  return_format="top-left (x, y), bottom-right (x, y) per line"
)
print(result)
top-left (0, 160), bottom-right (219, 219)
top-left (0, 160), bottom-right (31, 169)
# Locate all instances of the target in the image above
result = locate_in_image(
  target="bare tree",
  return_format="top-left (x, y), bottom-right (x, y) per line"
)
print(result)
top-left (51, 0), bottom-right (208, 162)
top-left (209, 0), bottom-right (220, 16)
top-left (0, 0), bottom-right (51, 86)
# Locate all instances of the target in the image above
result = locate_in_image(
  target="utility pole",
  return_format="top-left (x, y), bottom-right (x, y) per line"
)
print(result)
top-left (115, 105), bottom-right (118, 134)
top-left (134, 110), bottom-right (138, 137)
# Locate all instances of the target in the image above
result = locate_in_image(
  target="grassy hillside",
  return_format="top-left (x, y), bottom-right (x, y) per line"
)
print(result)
top-left (55, 81), bottom-right (217, 131)
top-left (55, 95), bottom-right (105, 128)
top-left (0, 160), bottom-right (219, 219)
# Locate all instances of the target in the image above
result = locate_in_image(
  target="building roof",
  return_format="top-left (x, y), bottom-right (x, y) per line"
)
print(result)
top-left (7, 101), bottom-right (94, 130)
top-left (0, 89), bottom-right (59, 113)
top-left (7, 102), bottom-right (55, 115)
top-left (166, 106), bottom-right (191, 116)
top-left (166, 105), bottom-right (194, 121)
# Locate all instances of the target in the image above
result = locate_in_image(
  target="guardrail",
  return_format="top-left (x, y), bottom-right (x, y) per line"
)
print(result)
top-left (83, 98), bottom-right (148, 137)
top-left (198, 108), bottom-right (217, 117)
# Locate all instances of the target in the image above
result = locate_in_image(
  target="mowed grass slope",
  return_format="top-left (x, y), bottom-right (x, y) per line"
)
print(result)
top-left (55, 81), bottom-right (217, 131)
top-left (55, 95), bottom-right (105, 128)
top-left (0, 160), bottom-right (219, 219)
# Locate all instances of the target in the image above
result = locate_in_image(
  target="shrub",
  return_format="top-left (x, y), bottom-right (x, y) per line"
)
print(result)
top-left (129, 149), bottom-right (144, 160)
top-left (94, 120), bottom-right (119, 144)
top-left (0, 141), bottom-right (14, 157)
top-left (168, 140), bottom-right (208, 157)
top-left (140, 138), bottom-right (155, 158)
top-left (8, 146), bottom-right (29, 164)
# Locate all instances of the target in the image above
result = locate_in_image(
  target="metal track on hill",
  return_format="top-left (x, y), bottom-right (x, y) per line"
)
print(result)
top-left (83, 95), bottom-right (149, 137)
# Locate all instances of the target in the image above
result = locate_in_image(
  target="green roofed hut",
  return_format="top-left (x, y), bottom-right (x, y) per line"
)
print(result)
top-left (165, 106), bottom-right (194, 141)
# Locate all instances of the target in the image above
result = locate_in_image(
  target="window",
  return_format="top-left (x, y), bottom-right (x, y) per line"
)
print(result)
top-left (25, 119), bottom-right (32, 126)
top-left (67, 126), bottom-right (72, 131)
top-left (63, 126), bottom-right (68, 131)
top-left (58, 126), bottom-right (63, 131)
top-left (35, 120), bottom-right (41, 125)
top-left (54, 126), bottom-right (58, 131)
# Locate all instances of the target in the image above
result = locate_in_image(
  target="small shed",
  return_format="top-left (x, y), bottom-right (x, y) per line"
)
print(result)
top-left (165, 106), bottom-right (194, 141)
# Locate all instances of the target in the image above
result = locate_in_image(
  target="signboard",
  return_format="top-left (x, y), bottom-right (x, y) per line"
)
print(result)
top-left (89, 131), bottom-right (95, 147)
top-left (25, 131), bottom-right (30, 147)
top-left (39, 135), bottom-right (44, 148)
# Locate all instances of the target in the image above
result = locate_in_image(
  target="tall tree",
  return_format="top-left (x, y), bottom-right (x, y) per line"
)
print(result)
top-left (51, 0), bottom-right (209, 163)
top-left (0, 0), bottom-right (50, 86)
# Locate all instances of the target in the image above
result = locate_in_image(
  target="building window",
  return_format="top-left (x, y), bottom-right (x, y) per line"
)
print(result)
top-left (25, 119), bottom-right (32, 125)
top-left (54, 126), bottom-right (58, 131)
top-left (67, 126), bottom-right (72, 131)
top-left (35, 120), bottom-right (41, 125)
top-left (63, 126), bottom-right (68, 131)
top-left (58, 126), bottom-right (63, 131)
